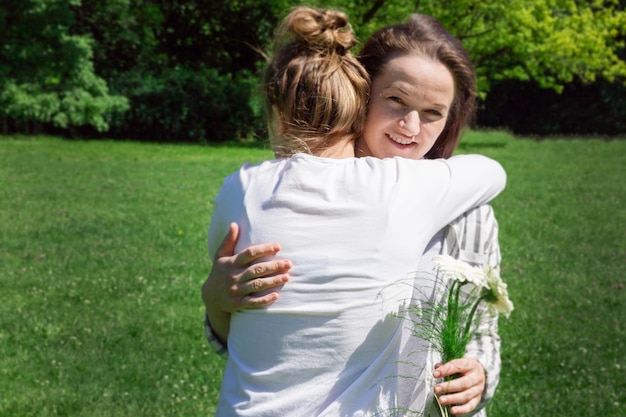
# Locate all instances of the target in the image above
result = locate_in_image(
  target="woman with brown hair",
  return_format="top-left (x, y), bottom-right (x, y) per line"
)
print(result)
top-left (204, 7), bottom-right (505, 416)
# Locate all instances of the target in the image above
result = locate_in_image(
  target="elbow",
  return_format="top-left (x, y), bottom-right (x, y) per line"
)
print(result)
top-left (489, 159), bottom-right (507, 195)
top-left (497, 164), bottom-right (507, 193)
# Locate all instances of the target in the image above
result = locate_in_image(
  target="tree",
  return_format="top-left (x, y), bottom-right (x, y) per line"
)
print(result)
top-left (315, 0), bottom-right (626, 96)
top-left (0, 0), bottom-right (128, 133)
top-left (65, 0), bottom-right (293, 143)
top-left (70, 0), bottom-right (165, 78)
top-left (3, 0), bottom-right (623, 139)
top-left (478, 76), bottom-right (626, 136)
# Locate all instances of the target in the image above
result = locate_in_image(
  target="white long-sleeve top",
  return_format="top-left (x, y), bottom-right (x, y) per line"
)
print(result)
top-left (207, 153), bottom-right (506, 417)
top-left (205, 205), bottom-right (503, 417)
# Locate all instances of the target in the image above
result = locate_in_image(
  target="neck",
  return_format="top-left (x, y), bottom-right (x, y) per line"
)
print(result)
top-left (354, 138), bottom-right (373, 157)
top-left (318, 139), bottom-right (356, 159)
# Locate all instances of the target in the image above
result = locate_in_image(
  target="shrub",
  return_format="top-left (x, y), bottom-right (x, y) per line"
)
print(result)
top-left (478, 79), bottom-right (626, 137)
top-left (109, 66), bottom-right (265, 143)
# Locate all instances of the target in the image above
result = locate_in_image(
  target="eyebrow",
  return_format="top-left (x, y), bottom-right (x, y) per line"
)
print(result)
top-left (382, 85), bottom-right (450, 110)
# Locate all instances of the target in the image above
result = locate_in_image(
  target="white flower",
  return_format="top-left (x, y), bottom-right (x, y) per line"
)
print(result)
top-left (483, 266), bottom-right (515, 318)
top-left (433, 255), bottom-right (488, 288)
top-left (433, 255), bottom-right (514, 318)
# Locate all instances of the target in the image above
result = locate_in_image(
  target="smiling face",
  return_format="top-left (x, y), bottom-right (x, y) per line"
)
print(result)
top-left (358, 54), bottom-right (455, 160)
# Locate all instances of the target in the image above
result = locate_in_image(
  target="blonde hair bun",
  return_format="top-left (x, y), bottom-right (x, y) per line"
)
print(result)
top-left (264, 6), bottom-right (369, 158)
top-left (281, 7), bottom-right (356, 55)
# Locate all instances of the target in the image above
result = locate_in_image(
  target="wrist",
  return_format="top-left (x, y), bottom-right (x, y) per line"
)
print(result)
top-left (206, 307), bottom-right (230, 346)
top-left (204, 311), bottom-right (229, 357)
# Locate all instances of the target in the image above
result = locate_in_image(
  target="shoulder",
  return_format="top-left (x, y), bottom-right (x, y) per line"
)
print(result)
top-left (221, 158), bottom-right (285, 188)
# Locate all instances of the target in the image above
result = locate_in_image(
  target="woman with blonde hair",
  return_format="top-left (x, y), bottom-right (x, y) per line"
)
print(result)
top-left (205, 7), bottom-right (505, 416)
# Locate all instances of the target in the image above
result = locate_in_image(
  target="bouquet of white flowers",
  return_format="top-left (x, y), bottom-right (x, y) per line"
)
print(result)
top-left (411, 255), bottom-right (514, 417)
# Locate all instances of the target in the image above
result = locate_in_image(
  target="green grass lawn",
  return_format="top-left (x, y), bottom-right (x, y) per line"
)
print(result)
top-left (0, 133), bottom-right (624, 416)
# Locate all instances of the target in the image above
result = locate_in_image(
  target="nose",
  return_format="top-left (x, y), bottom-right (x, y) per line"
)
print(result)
top-left (399, 110), bottom-right (420, 136)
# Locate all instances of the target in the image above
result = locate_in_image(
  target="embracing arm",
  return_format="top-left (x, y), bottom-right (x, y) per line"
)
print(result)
top-left (439, 155), bottom-right (506, 224)
top-left (433, 205), bottom-right (502, 415)
top-left (396, 155), bottom-right (506, 237)
top-left (202, 223), bottom-right (292, 355)
top-left (462, 206), bottom-right (502, 413)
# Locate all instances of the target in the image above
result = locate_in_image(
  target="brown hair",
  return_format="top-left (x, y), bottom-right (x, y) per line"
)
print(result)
top-left (264, 7), bottom-right (370, 158)
top-left (359, 14), bottom-right (476, 159)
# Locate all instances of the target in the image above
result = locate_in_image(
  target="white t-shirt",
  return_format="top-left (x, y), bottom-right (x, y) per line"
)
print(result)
top-left (207, 153), bottom-right (506, 417)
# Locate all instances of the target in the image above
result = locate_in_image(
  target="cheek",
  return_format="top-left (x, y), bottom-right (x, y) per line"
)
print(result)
top-left (363, 109), bottom-right (385, 139)
top-left (427, 120), bottom-right (448, 143)
top-left (367, 101), bottom-right (396, 125)
top-left (360, 120), bottom-right (376, 152)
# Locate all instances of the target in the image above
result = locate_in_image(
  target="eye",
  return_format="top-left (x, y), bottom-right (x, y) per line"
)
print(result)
top-left (422, 109), bottom-right (445, 121)
top-left (385, 95), bottom-right (407, 108)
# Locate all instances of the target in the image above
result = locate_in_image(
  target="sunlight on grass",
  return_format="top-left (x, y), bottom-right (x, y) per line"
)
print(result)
top-left (0, 134), bottom-right (624, 416)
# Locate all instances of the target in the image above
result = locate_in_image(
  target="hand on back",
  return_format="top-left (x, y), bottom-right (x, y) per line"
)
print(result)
top-left (201, 223), bottom-right (292, 313)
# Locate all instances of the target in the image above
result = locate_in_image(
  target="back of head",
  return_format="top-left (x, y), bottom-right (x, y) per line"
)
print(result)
top-left (264, 7), bottom-right (370, 158)
top-left (359, 14), bottom-right (476, 159)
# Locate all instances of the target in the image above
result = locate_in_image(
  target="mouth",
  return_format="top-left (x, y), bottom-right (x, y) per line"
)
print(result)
top-left (387, 133), bottom-right (414, 146)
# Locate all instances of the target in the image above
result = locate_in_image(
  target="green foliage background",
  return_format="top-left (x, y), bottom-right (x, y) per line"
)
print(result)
top-left (0, 0), bottom-right (625, 140)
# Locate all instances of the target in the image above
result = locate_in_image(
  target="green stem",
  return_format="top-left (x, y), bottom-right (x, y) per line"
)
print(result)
top-left (463, 294), bottom-right (487, 339)
top-left (447, 281), bottom-right (457, 316)
top-left (454, 281), bottom-right (462, 310)
top-left (435, 394), bottom-right (449, 417)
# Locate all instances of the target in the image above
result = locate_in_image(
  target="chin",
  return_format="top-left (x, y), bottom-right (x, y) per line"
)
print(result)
top-left (386, 145), bottom-right (417, 158)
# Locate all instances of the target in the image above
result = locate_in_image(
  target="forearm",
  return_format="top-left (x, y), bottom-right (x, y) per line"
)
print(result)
top-left (204, 311), bottom-right (229, 358)
top-left (202, 278), bottom-right (231, 347)
top-left (206, 305), bottom-right (231, 346)
top-left (201, 223), bottom-right (291, 358)
top-left (464, 306), bottom-right (501, 411)
top-left (201, 273), bottom-right (231, 356)
top-left (440, 204), bottom-right (503, 415)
